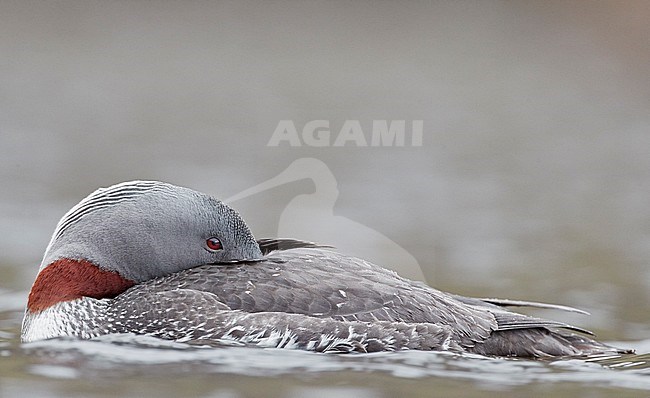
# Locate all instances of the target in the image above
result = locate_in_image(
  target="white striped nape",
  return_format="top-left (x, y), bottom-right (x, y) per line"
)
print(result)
top-left (51, 181), bottom-right (174, 241)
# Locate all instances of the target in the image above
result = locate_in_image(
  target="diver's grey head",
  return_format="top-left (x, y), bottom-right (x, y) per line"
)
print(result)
top-left (41, 180), bottom-right (263, 282)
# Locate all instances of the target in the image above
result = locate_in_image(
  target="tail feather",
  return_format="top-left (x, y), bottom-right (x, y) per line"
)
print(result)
top-left (256, 238), bottom-right (332, 255)
top-left (478, 297), bottom-right (590, 315)
top-left (468, 328), bottom-right (634, 358)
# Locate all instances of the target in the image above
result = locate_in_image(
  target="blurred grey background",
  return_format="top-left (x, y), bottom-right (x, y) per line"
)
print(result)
top-left (0, 1), bottom-right (648, 340)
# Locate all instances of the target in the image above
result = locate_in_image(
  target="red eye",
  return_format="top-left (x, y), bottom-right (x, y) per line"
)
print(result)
top-left (206, 237), bottom-right (223, 251)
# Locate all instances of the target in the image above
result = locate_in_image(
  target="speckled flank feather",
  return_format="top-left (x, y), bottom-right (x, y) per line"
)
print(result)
top-left (103, 288), bottom-right (458, 353)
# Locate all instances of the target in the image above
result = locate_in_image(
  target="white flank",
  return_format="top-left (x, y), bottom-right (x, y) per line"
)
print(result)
top-left (21, 298), bottom-right (105, 342)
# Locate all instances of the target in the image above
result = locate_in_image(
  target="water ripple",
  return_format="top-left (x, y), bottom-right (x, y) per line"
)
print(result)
top-left (17, 334), bottom-right (650, 392)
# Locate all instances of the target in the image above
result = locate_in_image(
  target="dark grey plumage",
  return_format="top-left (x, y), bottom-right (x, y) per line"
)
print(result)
top-left (100, 244), bottom-right (628, 357)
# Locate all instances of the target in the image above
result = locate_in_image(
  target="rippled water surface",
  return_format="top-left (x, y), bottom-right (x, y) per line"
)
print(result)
top-left (1, 292), bottom-right (648, 398)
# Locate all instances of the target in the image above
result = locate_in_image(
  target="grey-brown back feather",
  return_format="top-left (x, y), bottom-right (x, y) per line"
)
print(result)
top-left (101, 247), bottom-right (628, 356)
